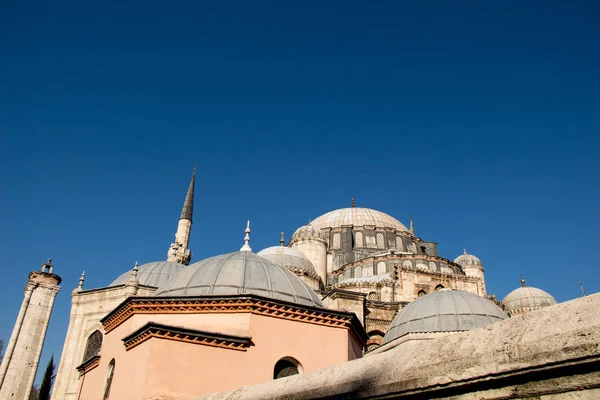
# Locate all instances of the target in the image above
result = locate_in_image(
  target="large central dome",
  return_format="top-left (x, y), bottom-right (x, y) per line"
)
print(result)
top-left (310, 207), bottom-right (408, 232)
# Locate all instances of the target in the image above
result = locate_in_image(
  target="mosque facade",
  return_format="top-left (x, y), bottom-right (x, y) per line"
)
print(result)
top-left (2, 169), bottom-right (593, 400)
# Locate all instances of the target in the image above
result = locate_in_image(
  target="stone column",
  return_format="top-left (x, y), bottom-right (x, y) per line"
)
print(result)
top-left (0, 262), bottom-right (61, 400)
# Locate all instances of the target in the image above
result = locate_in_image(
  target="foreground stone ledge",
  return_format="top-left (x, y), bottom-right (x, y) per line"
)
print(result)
top-left (148, 293), bottom-right (600, 400)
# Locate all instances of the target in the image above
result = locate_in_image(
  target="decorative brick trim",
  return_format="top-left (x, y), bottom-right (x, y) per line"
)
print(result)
top-left (101, 295), bottom-right (367, 346)
top-left (122, 322), bottom-right (253, 352)
top-left (76, 355), bottom-right (100, 376)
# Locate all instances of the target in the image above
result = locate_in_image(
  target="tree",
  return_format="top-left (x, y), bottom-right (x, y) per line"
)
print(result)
top-left (29, 384), bottom-right (40, 400)
top-left (38, 355), bottom-right (55, 400)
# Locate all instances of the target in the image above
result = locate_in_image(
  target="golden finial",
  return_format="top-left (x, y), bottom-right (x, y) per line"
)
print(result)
top-left (521, 275), bottom-right (526, 287)
top-left (351, 197), bottom-right (355, 208)
top-left (280, 232), bottom-right (285, 246)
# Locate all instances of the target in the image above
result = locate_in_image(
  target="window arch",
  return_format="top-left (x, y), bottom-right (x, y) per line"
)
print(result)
top-left (376, 261), bottom-right (386, 275)
top-left (435, 284), bottom-right (444, 291)
top-left (417, 289), bottom-right (427, 297)
top-left (82, 330), bottom-right (103, 362)
top-left (103, 359), bottom-right (115, 399)
top-left (367, 291), bottom-right (378, 300)
top-left (274, 357), bottom-right (302, 379)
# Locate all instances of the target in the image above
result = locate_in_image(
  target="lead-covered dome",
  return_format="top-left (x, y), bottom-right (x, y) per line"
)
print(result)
top-left (291, 224), bottom-right (326, 243)
top-left (384, 290), bottom-right (507, 343)
top-left (502, 284), bottom-right (557, 316)
top-left (110, 261), bottom-right (185, 288)
top-left (454, 250), bottom-right (482, 268)
top-left (310, 207), bottom-right (408, 232)
top-left (155, 251), bottom-right (323, 308)
top-left (256, 246), bottom-right (316, 274)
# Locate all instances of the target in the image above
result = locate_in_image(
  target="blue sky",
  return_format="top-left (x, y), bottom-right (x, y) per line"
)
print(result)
top-left (1, 0), bottom-right (599, 384)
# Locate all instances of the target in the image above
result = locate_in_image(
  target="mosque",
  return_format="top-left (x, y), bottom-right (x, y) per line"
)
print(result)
top-left (1, 169), bottom-right (598, 400)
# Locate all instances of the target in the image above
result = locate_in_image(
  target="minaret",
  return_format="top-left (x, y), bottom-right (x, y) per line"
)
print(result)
top-left (409, 213), bottom-right (415, 235)
top-left (0, 259), bottom-right (61, 400)
top-left (167, 166), bottom-right (195, 265)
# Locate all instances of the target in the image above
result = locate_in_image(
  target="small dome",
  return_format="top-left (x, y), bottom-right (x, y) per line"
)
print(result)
top-left (256, 246), bottom-right (316, 274)
top-left (310, 207), bottom-right (408, 232)
top-left (110, 261), bottom-right (185, 288)
top-left (291, 225), bottom-right (326, 242)
top-left (384, 290), bottom-right (507, 344)
top-left (502, 285), bottom-right (557, 316)
top-left (454, 249), bottom-right (482, 268)
top-left (155, 251), bottom-right (323, 308)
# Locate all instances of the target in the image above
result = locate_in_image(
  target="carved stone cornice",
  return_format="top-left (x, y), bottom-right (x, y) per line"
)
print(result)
top-left (100, 295), bottom-right (368, 346)
top-left (122, 322), bottom-right (253, 352)
top-left (76, 355), bottom-right (100, 376)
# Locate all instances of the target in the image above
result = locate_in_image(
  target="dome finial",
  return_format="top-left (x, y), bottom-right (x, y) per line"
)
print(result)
top-left (132, 261), bottom-right (139, 278)
top-left (280, 232), bottom-right (285, 246)
top-left (463, 248), bottom-right (467, 255)
top-left (240, 220), bottom-right (252, 252)
top-left (351, 197), bottom-right (355, 208)
top-left (409, 213), bottom-right (415, 235)
top-left (521, 274), bottom-right (526, 287)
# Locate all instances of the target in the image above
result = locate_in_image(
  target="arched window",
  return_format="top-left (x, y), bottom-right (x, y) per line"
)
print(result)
top-left (367, 291), bottom-right (378, 300)
top-left (355, 232), bottom-right (363, 247)
top-left (103, 359), bottom-right (115, 399)
top-left (274, 357), bottom-right (302, 379)
top-left (82, 330), bottom-right (103, 362)
top-left (376, 261), bottom-right (386, 275)
top-left (376, 232), bottom-right (385, 249)
top-left (435, 284), bottom-right (444, 291)
top-left (417, 290), bottom-right (427, 297)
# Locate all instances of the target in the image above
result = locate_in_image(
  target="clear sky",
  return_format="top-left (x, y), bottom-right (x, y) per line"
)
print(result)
top-left (1, 0), bottom-right (599, 385)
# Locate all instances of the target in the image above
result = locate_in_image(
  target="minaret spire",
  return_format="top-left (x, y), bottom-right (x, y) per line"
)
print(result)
top-left (280, 232), bottom-right (285, 246)
top-left (409, 213), bottom-right (415, 235)
top-left (167, 166), bottom-right (195, 265)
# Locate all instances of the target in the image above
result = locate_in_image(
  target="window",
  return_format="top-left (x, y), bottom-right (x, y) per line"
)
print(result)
top-left (82, 330), bottom-right (103, 362)
top-left (367, 292), bottom-right (378, 300)
top-left (103, 359), bottom-right (115, 399)
top-left (376, 261), bottom-right (386, 275)
top-left (417, 290), bottom-right (427, 297)
top-left (274, 357), bottom-right (302, 379)
top-left (355, 232), bottom-right (363, 247)
top-left (332, 233), bottom-right (341, 249)
top-left (435, 284), bottom-right (444, 291)
top-left (376, 233), bottom-right (385, 249)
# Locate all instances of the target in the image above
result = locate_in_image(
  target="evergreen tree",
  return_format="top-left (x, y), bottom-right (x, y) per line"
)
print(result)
top-left (29, 384), bottom-right (40, 400)
top-left (38, 356), bottom-right (55, 400)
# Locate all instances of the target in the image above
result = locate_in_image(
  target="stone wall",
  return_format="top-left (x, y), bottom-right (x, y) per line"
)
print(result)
top-left (180, 293), bottom-right (600, 400)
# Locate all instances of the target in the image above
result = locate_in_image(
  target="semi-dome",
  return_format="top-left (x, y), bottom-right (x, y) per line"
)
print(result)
top-left (110, 261), bottom-right (185, 288)
top-left (502, 281), bottom-right (557, 316)
top-left (310, 207), bottom-right (408, 232)
top-left (155, 251), bottom-right (323, 308)
top-left (384, 290), bottom-right (507, 344)
top-left (454, 250), bottom-right (482, 268)
top-left (256, 246), bottom-right (316, 274)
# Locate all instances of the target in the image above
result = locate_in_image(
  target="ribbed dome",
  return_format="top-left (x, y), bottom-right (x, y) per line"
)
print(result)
top-left (310, 207), bottom-right (408, 232)
top-left (384, 290), bottom-right (507, 343)
top-left (454, 250), bottom-right (483, 268)
top-left (502, 286), bottom-right (557, 316)
top-left (256, 246), bottom-right (316, 273)
top-left (110, 261), bottom-right (185, 288)
top-left (291, 225), bottom-right (326, 243)
top-left (155, 251), bottom-right (323, 308)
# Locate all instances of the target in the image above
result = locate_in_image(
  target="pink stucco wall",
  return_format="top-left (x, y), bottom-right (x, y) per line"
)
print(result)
top-left (77, 311), bottom-right (362, 400)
